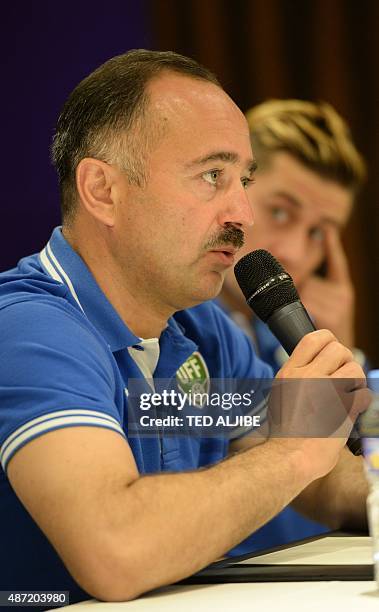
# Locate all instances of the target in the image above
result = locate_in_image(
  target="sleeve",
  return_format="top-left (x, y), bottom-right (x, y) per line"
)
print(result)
top-left (0, 299), bottom-right (125, 472)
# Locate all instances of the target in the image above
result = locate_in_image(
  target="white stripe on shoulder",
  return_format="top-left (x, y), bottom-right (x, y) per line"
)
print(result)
top-left (2, 409), bottom-right (122, 450)
top-left (0, 409), bottom-right (125, 471)
top-left (39, 247), bottom-right (63, 284)
top-left (46, 242), bottom-right (84, 312)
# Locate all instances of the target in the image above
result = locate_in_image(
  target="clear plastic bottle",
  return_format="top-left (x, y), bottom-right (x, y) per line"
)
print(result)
top-left (360, 370), bottom-right (379, 586)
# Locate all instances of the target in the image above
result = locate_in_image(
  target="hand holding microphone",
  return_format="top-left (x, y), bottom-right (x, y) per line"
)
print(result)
top-left (234, 249), bottom-right (368, 458)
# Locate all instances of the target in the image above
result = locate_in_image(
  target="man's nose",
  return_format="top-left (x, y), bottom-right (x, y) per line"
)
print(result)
top-left (218, 186), bottom-right (254, 231)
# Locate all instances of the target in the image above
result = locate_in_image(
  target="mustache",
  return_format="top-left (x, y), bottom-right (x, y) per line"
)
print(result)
top-left (204, 226), bottom-right (245, 250)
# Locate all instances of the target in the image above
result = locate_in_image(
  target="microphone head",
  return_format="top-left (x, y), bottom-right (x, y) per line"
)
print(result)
top-left (234, 249), bottom-right (299, 322)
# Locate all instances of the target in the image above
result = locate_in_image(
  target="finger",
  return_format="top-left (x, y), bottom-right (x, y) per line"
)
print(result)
top-left (310, 341), bottom-right (353, 375)
top-left (324, 225), bottom-right (351, 283)
top-left (330, 387), bottom-right (370, 438)
top-left (350, 387), bottom-right (371, 419)
top-left (330, 361), bottom-right (366, 387)
top-left (286, 329), bottom-right (337, 368)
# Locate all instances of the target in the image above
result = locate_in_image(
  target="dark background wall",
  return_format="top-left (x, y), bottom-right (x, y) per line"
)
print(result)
top-left (0, 1), bottom-right (150, 269)
top-left (1, 0), bottom-right (378, 365)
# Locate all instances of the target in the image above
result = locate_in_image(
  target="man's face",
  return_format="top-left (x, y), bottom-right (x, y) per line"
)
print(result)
top-left (224, 151), bottom-right (353, 295)
top-left (113, 73), bottom-right (256, 311)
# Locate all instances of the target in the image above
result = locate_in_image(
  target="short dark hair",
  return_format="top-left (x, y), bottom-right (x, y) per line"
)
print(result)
top-left (246, 99), bottom-right (367, 195)
top-left (51, 49), bottom-right (220, 225)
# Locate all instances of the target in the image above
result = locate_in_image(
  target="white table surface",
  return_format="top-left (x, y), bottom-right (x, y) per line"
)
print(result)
top-left (237, 536), bottom-right (372, 565)
top-left (53, 536), bottom-right (379, 611)
top-left (55, 581), bottom-right (379, 612)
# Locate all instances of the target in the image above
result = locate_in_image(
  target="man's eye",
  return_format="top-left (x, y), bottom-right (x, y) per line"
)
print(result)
top-left (309, 227), bottom-right (325, 242)
top-left (270, 207), bottom-right (289, 223)
top-left (241, 176), bottom-right (255, 189)
top-left (203, 169), bottom-right (221, 186)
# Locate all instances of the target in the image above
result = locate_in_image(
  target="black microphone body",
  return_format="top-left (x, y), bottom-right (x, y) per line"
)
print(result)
top-left (264, 301), bottom-right (315, 356)
top-left (235, 249), bottom-right (362, 456)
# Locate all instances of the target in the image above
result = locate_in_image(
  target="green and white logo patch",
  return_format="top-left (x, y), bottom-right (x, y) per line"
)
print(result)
top-left (176, 351), bottom-right (210, 407)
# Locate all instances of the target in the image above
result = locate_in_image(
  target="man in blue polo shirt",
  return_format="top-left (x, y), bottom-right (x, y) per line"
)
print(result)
top-left (0, 50), bottom-right (369, 604)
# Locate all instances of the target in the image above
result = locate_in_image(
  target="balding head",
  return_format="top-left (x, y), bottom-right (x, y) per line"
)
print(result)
top-left (51, 50), bottom-right (221, 226)
top-left (144, 71), bottom-right (249, 170)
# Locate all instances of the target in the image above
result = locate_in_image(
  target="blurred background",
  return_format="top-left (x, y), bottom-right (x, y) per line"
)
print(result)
top-left (1, 0), bottom-right (378, 364)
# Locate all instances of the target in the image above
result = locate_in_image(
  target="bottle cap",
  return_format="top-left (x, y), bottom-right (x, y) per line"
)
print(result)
top-left (368, 370), bottom-right (379, 393)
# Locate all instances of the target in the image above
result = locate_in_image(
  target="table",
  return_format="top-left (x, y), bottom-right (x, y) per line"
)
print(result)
top-left (52, 535), bottom-right (379, 611)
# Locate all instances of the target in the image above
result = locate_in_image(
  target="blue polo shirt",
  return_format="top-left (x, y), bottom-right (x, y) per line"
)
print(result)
top-left (0, 227), bottom-right (271, 602)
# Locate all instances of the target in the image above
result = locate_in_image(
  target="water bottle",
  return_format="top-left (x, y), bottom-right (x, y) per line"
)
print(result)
top-left (361, 370), bottom-right (379, 585)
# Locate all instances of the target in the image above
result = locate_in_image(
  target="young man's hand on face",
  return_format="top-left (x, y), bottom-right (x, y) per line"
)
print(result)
top-left (298, 226), bottom-right (355, 348)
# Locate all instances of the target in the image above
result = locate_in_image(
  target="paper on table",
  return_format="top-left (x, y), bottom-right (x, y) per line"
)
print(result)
top-left (236, 537), bottom-right (373, 566)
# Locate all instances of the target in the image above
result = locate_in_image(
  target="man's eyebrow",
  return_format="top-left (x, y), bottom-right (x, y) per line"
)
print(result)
top-left (247, 159), bottom-right (258, 174)
top-left (185, 151), bottom-right (257, 173)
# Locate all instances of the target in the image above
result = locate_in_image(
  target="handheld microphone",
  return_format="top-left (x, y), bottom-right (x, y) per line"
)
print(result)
top-left (234, 249), bottom-right (362, 455)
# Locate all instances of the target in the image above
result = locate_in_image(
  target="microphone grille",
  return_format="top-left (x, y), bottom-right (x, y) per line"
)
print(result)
top-left (234, 249), bottom-right (299, 322)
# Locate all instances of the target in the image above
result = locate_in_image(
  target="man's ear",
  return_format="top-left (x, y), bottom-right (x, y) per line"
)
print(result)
top-left (76, 158), bottom-right (118, 227)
